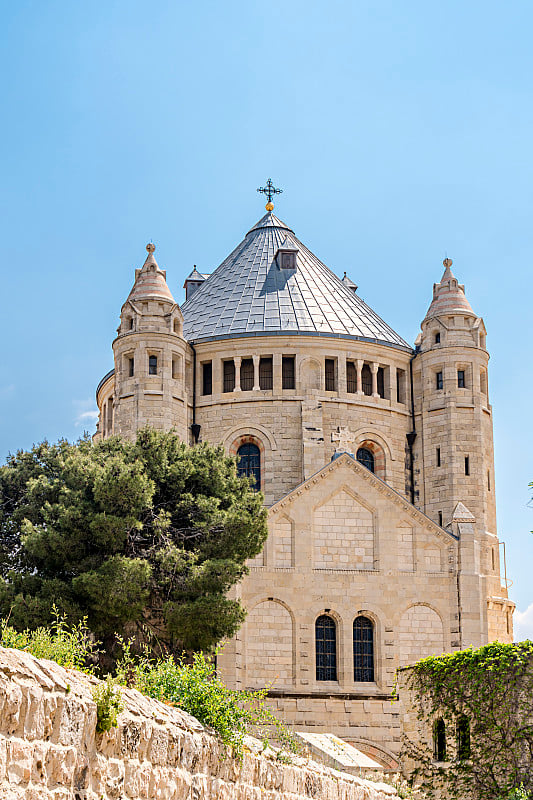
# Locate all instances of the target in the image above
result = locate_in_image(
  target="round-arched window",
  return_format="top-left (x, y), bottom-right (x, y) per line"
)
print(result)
top-left (315, 615), bottom-right (337, 681)
top-left (353, 616), bottom-right (374, 682)
top-left (357, 447), bottom-right (375, 473)
top-left (237, 442), bottom-right (261, 490)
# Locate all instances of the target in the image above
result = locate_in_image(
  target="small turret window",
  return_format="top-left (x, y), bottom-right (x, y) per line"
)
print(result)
top-left (465, 456), bottom-right (470, 476)
top-left (129, 317), bottom-right (134, 330)
top-left (434, 332), bottom-right (440, 344)
top-left (457, 369), bottom-right (465, 388)
top-left (436, 371), bottom-right (443, 390)
top-left (128, 357), bottom-right (134, 377)
top-left (149, 355), bottom-right (157, 375)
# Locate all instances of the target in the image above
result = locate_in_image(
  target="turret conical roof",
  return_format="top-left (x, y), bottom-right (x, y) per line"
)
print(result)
top-left (182, 211), bottom-right (409, 349)
top-left (126, 245), bottom-right (175, 304)
top-left (424, 258), bottom-right (474, 320)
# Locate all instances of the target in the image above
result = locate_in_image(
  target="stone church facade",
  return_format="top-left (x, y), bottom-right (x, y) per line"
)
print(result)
top-left (94, 199), bottom-right (514, 766)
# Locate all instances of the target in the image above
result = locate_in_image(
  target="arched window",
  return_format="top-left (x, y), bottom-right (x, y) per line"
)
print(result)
top-left (237, 443), bottom-right (261, 490)
top-left (357, 447), bottom-right (375, 473)
top-left (315, 615), bottom-right (337, 681)
top-left (353, 616), bottom-right (374, 682)
top-left (456, 715), bottom-right (470, 760)
top-left (433, 718), bottom-right (446, 761)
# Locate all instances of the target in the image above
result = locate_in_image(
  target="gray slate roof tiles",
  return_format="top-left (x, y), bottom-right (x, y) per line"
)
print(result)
top-left (182, 212), bottom-right (410, 350)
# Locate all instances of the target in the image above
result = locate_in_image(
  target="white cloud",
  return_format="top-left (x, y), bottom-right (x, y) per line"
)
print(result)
top-left (514, 602), bottom-right (533, 641)
top-left (75, 409), bottom-right (99, 426)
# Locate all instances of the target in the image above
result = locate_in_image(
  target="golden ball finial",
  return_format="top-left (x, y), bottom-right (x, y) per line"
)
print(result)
top-left (265, 201), bottom-right (274, 211)
top-left (443, 257), bottom-right (452, 268)
top-left (146, 242), bottom-right (156, 254)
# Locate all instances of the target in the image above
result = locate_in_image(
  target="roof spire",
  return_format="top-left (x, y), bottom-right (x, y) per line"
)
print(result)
top-left (257, 178), bottom-right (283, 211)
top-left (441, 256), bottom-right (454, 280)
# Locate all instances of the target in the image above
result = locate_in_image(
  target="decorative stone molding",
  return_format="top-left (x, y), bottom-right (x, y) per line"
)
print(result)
top-left (269, 454), bottom-right (458, 544)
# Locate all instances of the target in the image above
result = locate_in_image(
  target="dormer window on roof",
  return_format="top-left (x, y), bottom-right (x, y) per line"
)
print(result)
top-left (276, 238), bottom-right (299, 270)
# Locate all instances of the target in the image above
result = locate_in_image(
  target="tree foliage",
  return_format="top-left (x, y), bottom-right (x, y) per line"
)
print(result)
top-left (0, 428), bottom-right (268, 656)
top-left (401, 641), bottom-right (533, 800)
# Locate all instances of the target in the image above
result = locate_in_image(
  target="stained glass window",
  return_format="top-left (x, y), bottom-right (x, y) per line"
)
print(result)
top-left (353, 617), bottom-right (374, 681)
top-left (357, 447), bottom-right (375, 473)
top-left (315, 615), bottom-right (337, 681)
top-left (237, 443), bottom-right (260, 490)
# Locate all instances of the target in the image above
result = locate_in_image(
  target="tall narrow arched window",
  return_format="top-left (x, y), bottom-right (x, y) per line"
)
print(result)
top-left (353, 616), bottom-right (374, 681)
top-left (315, 615), bottom-right (337, 681)
top-left (433, 718), bottom-right (446, 761)
top-left (361, 363), bottom-right (373, 395)
top-left (237, 443), bottom-right (261, 490)
top-left (456, 715), bottom-right (471, 760)
top-left (357, 447), bottom-right (375, 473)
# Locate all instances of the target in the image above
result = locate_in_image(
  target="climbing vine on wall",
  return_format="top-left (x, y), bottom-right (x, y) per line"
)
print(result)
top-left (400, 641), bottom-right (533, 800)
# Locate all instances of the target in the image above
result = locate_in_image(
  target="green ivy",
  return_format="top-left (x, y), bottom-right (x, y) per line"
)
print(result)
top-left (400, 641), bottom-right (533, 800)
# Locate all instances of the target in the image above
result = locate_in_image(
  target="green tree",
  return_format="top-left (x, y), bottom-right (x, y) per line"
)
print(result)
top-left (0, 428), bottom-right (267, 656)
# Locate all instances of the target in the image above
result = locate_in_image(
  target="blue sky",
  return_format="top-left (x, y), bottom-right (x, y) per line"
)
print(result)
top-left (1, 1), bottom-right (532, 628)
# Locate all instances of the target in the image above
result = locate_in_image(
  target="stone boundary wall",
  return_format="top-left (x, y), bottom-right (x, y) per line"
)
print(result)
top-left (0, 647), bottom-right (399, 800)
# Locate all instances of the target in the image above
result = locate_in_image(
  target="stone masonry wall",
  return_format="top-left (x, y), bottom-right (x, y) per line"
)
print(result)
top-left (0, 646), bottom-right (400, 800)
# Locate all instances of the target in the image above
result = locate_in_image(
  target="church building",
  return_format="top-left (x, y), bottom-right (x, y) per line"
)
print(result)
top-left (94, 185), bottom-right (514, 766)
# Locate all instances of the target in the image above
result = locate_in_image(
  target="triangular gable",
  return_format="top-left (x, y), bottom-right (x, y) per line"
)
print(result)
top-left (268, 453), bottom-right (458, 543)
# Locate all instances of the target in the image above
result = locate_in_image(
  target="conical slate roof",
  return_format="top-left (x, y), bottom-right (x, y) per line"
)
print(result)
top-left (182, 212), bottom-right (410, 349)
top-left (424, 259), bottom-right (474, 320)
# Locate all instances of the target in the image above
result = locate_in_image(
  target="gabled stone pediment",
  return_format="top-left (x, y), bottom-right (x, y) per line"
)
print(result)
top-left (451, 501), bottom-right (476, 523)
top-left (268, 453), bottom-right (458, 543)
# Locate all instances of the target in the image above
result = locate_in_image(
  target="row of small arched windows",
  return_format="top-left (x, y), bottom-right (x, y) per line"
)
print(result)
top-left (237, 443), bottom-right (376, 492)
top-left (315, 615), bottom-right (375, 682)
top-left (433, 716), bottom-right (471, 762)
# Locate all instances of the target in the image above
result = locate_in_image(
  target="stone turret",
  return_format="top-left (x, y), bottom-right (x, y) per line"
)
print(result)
top-left (413, 258), bottom-right (492, 527)
top-left (110, 244), bottom-right (189, 441)
top-left (412, 258), bottom-right (513, 644)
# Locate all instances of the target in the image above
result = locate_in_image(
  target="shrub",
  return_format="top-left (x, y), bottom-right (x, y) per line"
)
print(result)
top-left (92, 676), bottom-right (124, 733)
top-left (115, 643), bottom-right (299, 757)
top-left (0, 616), bottom-right (297, 757)
top-left (0, 607), bottom-right (96, 670)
